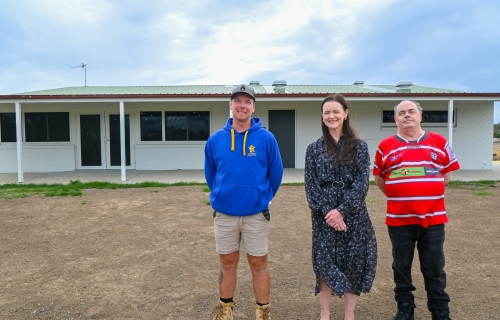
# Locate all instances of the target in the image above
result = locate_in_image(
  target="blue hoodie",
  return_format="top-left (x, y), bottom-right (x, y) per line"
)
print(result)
top-left (204, 118), bottom-right (284, 216)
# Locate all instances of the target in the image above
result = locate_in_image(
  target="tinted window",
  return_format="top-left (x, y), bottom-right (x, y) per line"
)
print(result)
top-left (25, 112), bottom-right (70, 142)
top-left (165, 111), bottom-right (209, 141)
top-left (384, 110), bottom-right (451, 124)
top-left (1, 113), bottom-right (17, 142)
top-left (382, 110), bottom-right (395, 123)
top-left (140, 111), bottom-right (162, 141)
top-left (25, 112), bottom-right (48, 142)
top-left (165, 112), bottom-right (188, 141)
top-left (187, 111), bottom-right (209, 141)
top-left (428, 111), bottom-right (448, 123)
top-left (48, 112), bottom-right (70, 141)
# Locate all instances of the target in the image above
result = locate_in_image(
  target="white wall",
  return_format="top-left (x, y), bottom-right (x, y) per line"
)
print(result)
top-left (452, 101), bottom-right (493, 170)
top-left (253, 100), bottom-right (323, 169)
top-left (129, 101), bottom-right (228, 170)
top-left (340, 100), bottom-right (494, 170)
top-left (0, 99), bottom-right (495, 173)
top-left (135, 144), bottom-right (205, 170)
top-left (0, 145), bottom-right (75, 173)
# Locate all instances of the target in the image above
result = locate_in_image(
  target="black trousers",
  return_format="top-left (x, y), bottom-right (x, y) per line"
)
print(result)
top-left (388, 224), bottom-right (450, 314)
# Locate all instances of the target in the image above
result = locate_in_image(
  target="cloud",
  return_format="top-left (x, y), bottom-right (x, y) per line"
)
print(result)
top-left (0, 0), bottom-right (499, 96)
top-left (177, 0), bottom-right (397, 84)
top-left (340, 1), bottom-right (500, 91)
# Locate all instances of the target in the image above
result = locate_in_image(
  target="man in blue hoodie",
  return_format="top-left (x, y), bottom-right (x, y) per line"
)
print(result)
top-left (205, 84), bottom-right (284, 320)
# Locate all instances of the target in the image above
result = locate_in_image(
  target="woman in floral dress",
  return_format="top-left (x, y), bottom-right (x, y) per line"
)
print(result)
top-left (305, 94), bottom-right (377, 320)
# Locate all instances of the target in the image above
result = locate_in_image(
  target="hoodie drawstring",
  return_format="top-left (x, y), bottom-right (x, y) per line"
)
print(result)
top-left (231, 129), bottom-right (235, 151)
top-left (243, 131), bottom-right (248, 156)
top-left (230, 128), bottom-right (249, 156)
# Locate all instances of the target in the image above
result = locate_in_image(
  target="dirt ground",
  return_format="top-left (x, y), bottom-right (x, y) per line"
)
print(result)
top-left (1, 183), bottom-right (499, 320)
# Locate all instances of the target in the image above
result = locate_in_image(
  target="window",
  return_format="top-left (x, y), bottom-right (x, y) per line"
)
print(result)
top-left (1, 113), bottom-right (17, 142)
top-left (382, 110), bottom-right (395, 123)
top-left (382, 110), bottom-right (455, 125)
top-left (165, 111), bottom-right (209, 141)
top-left (25, 112), bottom-right (70, 142)
top-left (423, 111), bottom-right (448, 123)
top-left (140, 111), bottom-right (162, 141)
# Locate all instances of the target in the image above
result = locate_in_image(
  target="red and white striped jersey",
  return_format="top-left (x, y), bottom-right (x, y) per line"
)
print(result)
top-left (373, 131), bottom-right (460, 227)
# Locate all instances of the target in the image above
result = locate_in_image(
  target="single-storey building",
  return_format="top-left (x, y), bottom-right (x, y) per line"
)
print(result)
top-left (1, 81), bottom-right (498, 182)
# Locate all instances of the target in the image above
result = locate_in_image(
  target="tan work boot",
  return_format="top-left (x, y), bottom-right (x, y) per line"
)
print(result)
top-left (254, 303), bottom-right (271, 320)
top-left (213, 300), bottom-right (236, 320)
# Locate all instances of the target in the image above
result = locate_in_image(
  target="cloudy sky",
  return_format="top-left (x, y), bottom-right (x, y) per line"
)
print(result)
top-left (1, 0), bottom-right (499, 122)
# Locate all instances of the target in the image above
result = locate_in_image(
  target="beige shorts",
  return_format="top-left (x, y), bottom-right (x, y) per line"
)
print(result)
top-left (214, 211), bottom-right (270, 257)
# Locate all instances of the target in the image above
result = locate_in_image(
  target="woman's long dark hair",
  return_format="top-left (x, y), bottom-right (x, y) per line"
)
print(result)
top-left (320, 94), bottom-right (360, 168)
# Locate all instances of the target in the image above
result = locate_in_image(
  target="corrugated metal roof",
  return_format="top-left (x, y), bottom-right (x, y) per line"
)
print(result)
top-left (14, 85), bottom-right (241, 95)
top-left (285, 85), bottom-right (386, 93)
top-left (373, 85), bottom-right (464, 93)
top-left (11, 83), bottom-right (466, 96)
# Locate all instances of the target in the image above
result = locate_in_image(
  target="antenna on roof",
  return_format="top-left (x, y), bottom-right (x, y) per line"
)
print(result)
top-left (71, 63), bottom-right (87, 87)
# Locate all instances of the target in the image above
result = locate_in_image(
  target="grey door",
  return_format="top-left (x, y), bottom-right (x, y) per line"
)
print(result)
top-left (108, 114), bottom-right (131, 166)
top-left (80, 114), bottom-right (102, 166)
top-left (268, 110), bottom-right (295, 168)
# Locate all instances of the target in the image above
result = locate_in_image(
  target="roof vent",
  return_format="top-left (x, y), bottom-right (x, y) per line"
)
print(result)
top-left (249, 81), bottom-right (260, 85)
top-left (272, 80), bottom-right (287, 93)
top-left (396, 81), bottom-right (413, 93)
top-left (353, 81), bottom-right (364, 85)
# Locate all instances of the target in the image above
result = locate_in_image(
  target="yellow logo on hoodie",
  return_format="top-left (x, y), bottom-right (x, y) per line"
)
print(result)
top-left (247, 145), bottom-right (257, 156)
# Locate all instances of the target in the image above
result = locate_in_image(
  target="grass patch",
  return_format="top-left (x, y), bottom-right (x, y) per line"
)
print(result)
top-left (473, 191), bottom-right (495, 196)
top-left (0, 180), bottom-right (208, 200)
top-left (446, 180), bottom-right (498, 190)
top-left (2, 179), bottom-right (496, 200)
top-left (281, 182), bottom-right (304, 186)
top-left (282, 181), bottom-right (499, 188)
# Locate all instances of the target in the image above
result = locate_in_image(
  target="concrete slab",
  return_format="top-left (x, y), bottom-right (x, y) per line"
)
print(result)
top-left (1, 164), bottom-right (499, 185)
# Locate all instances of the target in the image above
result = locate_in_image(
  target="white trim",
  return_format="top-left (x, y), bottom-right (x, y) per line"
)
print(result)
top-left (75, 111), bottom-right (106, 170)
top-left (385, 178), bottom-right (445, 184)
top-left (104, 111), bottom-right (135, 170)
top-left (386, 211), bottom-right (447, 219)
top-left (15, 102), bottom-right (23, 183)
top-left (120, 101), bottom-right (126, 182)
top-left (388, 195), bottom-right (445, 201)
top-left (448, 100), bottom-right (454, 147)
top-left (1, 96), bottom-right (500, 104)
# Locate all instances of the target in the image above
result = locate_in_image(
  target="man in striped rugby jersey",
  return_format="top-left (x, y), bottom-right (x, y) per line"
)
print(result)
top-left (373, 100), bottom-right (460, 320)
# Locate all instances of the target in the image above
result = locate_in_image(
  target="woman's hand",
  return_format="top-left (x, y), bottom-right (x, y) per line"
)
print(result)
top-left (325, 209), bottom-right (347, 232)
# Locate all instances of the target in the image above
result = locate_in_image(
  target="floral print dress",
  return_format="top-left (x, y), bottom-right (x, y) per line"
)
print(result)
top-left (305, 136), bottom-right (377, 296)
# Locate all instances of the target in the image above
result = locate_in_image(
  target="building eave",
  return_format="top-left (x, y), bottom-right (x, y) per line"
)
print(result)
top-left (1, 92), bottom-right (500, 104)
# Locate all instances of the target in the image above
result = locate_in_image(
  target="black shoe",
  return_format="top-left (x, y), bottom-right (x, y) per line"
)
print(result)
top-left (431, 310), bottom-right (451, 320)
top-left (392, 303), bottom-right (415, 320)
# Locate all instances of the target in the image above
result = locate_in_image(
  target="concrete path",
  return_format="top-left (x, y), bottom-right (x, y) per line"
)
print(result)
top-left (1, 163), bottom-right (500, 185)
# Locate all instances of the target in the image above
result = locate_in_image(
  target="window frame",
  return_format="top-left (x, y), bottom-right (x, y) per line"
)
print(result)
top-left (24, 112), bottom-right (71, 143)
top-left (0, 112), bottom-right (17, 143)
top-left (164, 111), bottom-right (210, 142)
top-left (381, 109), bottom-right (457, 127)
top-left (140, 111), bottom-right (163, 142)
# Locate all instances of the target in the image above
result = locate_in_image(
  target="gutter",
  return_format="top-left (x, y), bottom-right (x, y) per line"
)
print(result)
top-left (2, 92), bottom-right (500, 101)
